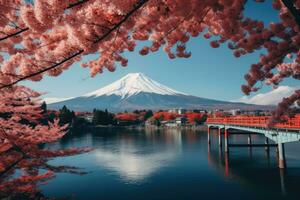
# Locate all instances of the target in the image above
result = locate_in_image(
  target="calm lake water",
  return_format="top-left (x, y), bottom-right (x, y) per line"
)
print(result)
top-left (41, 128), bottom-right (300, 199)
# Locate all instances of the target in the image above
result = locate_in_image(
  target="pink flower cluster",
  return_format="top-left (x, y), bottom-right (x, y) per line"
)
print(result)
top-left (1, 0), bottom-right (300, 122)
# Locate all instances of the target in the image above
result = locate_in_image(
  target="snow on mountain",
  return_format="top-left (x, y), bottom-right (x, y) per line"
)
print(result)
top-left (235, 86), bottom-right (298, 105)
top-left (83, 73), bottom-right (186, 99)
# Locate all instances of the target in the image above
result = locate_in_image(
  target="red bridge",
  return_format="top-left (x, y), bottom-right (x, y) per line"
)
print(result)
top-left (207, 115), bottom-right (300, 130)
top-left (206, 115), bottom-right (300, 169)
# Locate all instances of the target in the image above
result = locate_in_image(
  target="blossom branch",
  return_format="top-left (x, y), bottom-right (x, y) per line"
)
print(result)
top-left (0, 0), bottom-right (90, 42)
top-left (0, 0), bottom-right (150, 90)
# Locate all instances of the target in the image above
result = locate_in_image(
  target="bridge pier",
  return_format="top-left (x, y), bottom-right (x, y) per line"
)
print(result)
top-left (265, 138), bottom-right (270, 152)
top-left (247, 134), bottom-right (252, 145)
top-left (207, 127), bottom-right (211, 145)
top-left (218, 128), bottom-right (222, 147)
top-left (278, 143), bottom-right (286, 169)
top-left (225, 129), bottom-right (229, 153)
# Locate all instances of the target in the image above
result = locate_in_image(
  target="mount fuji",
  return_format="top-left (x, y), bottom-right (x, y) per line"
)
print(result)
top-left (48, 73), bottom-right (269, 111)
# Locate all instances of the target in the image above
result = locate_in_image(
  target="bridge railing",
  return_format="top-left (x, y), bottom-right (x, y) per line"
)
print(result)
top-left (207, 115), bottom-right (300, 130)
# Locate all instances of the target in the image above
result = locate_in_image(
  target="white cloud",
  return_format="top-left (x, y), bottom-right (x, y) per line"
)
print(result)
top-left (42, 97), bottom-right (73, 104)
top-left (234, 86), bottom-right (297, 105)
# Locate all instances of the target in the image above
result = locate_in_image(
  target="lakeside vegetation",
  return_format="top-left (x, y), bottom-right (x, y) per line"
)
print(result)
top-left (44, 102), bottom-right (292, 132)
top-left (41, 102), bottom-right (208, 133)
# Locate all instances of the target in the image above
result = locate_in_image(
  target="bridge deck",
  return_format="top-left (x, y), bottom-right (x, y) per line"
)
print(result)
top-left (207, 116), bottom-right (300, 144)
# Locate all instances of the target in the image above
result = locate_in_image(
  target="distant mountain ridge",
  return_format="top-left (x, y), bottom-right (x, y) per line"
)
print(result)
top-left (48, 73), bottom-right (272, 111)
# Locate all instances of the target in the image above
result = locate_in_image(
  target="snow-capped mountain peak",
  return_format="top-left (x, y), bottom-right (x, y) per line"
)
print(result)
top-left (48, 72), bottom-right (269, 111)
top-left (84, 73), bottom-right (186, 99)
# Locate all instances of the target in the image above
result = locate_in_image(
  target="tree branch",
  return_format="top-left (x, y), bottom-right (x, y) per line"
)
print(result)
top-left (0, 50), bottom-right (84, 89)
top-left (0, 155), bottom-right (24, 178)
top-left (0, 0), bottom-right (150, 90)
top-left (93, 0), bottom-right (149, 44)
top-left (281, 0), bottom-right (300, 27)
top-left (0, 28), bottom-right (29, 42)
top-left (67, 0), bottom-right (90, 9)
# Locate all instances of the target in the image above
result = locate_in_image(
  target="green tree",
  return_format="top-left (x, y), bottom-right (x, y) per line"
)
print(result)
top-left (153, 119), bottom-right (161, 127)
top-left (133, 110), bottom-right (140, 114)
top-left (92, 109), bottom-right (115, 125)
top-left (48, 112), bottom-right (56, 123)
top-left (144, 110), bottom-right (153, 120)
top-left (194, 118), bottom-right (201, 125)
top-left (41, 101), bottom-right (47, 114)
top-left (58, 105), bottom-right (75, 125)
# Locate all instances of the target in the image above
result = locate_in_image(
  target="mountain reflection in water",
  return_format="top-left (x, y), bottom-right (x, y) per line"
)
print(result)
top-left (93, 130), bottom-right (182, 183)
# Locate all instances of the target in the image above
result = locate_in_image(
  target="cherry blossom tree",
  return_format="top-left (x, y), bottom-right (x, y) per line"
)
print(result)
top-left (3, 0), bottom-right (300, 189)
top-left (0, 85), bottom-right (90, 198)
top-left (1, 0), bottom-right (300, 124)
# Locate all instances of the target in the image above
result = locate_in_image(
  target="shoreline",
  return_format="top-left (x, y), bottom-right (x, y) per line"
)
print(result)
top-left (89, 124), bottom-right (208, 131)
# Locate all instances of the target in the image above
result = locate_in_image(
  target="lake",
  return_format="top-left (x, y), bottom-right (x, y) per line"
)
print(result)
top-left (41, 128), bottom-right (300, 199)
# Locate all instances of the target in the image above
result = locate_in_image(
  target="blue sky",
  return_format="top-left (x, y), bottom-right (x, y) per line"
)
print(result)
top-left (24, 1), bottom-right (298, 101)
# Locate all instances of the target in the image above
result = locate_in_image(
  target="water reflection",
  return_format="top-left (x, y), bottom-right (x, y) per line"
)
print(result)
top-left (93, 129), bottom-right (182, 183)
top-left (279, 169), bottom-right (286, 196)
top-left (40, 128), bottom-right (300, 200)
top-left (207, 130), bottom-right (300, 199)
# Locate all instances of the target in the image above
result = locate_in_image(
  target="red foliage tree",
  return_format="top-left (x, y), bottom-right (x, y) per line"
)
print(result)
top-left (115, 113), bottom-right (138, 121)
top-left (185, 112), bottom-right (206, 124)
top-left (153, 112), bottom-right (178, 121)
